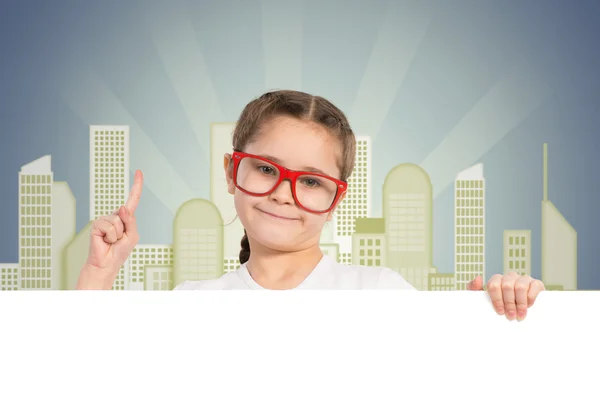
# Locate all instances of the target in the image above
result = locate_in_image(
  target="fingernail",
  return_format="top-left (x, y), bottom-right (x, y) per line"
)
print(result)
top-left (497, 307), bottom-right (505, 315)
top-left (517, 311), bottom-right (526, 321)
top-left (507, 311), bottom-right (516, 320)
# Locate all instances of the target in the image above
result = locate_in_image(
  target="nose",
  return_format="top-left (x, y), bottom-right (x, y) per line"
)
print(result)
top-left (268, 179), bottom-right (295, 205)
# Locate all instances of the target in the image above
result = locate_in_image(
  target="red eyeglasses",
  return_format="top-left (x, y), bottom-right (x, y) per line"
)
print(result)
top-left (231, 150), bottom-right (348, 213)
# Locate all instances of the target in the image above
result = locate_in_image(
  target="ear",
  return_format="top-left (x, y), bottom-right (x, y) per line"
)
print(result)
top-left (326, 191), bottom-right (347, 221)
top-left (223, 154), bottom-right (235, 195)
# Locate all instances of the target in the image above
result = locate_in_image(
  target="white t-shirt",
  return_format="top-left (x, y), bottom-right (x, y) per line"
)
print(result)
top-left (173, 254), bottom-right (416, 290)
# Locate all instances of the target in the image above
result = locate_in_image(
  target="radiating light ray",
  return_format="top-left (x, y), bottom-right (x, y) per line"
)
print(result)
top-left (261, 0), bottom-right (303, 91)
top-left (349, 1), bottom-right (431, 137)
top-left (421, 62), bottom-right (553, 199)
top-left (60, 66), bottom-right (196, 215)
top-left (148, 0), bottom-right (223, 163)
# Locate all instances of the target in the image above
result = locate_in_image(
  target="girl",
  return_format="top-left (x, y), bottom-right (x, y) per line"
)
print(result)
top-left (77, 90), bottom-right (545, 321)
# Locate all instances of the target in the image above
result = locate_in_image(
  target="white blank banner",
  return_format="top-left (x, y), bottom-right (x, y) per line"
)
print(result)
top-left (0, 291), bottom-right (597, 399)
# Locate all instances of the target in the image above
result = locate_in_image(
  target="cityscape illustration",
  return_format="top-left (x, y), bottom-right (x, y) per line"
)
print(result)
top-left (0, 125), bottom-right (576, 291)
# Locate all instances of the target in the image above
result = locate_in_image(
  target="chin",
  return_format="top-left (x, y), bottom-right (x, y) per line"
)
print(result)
top-left (249, 226), bottom-right (312, 252)
top-left (263, 240), bottom-right (301, 253)
top-left (253, 225), bottom-right (300, 244)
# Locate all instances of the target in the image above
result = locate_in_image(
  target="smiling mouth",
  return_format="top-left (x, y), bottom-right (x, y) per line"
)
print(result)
top-left (257, 209), bottom-right (299, 221)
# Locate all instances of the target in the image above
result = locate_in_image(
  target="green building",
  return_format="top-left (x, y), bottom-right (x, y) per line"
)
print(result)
top-left (90, 125), bottom-right (130, 290)
top-left (428, 273), bottom-right (455, 291)
top-left (503, 230), bottom-right (531, 276)
top-left (224, 257), bottom-right (241, 273)
top-left (0, 264), bottom-right (19, 291)
top-left (383, 164), bottom-right (435, 290)
top-left (144, 264), bottom-right (174, 291)
top-left (454, 163), bottom-right (485, 291)
top-left (131, 245), bottom-right (173, 290)
top-left (173, 199), bottom-right (224, 286)
top-left (64, 222), bottom-right (93, 290)
top-left (541, 144), bottom-right (577, 290)
top-left (335, 136), bottom-right (371, 263)
top-left (18, 156), bottom-right (54, 290)
top-left (352, 218), bottom-right (385, 267)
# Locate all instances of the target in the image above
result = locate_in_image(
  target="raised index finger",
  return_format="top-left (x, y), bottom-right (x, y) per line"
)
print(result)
top-left (125, 170), bottom-right (143, 213)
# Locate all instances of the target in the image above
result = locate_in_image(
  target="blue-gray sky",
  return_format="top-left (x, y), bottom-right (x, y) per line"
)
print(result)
top-left (0, 0), bottom-right (598, 288)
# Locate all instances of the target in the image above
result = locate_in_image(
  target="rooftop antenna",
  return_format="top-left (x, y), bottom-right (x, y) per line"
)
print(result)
top-left (543, 143), bottom-right (548, 201)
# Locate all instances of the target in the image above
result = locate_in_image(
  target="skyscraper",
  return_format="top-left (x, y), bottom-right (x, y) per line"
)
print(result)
top-left (454, 163), bottom-right (485, 291)
top-left (90, 125), bottom-right (129, 219)
top-left (18, 156), bottom-right (53, 290)
top-left (383, 164), bottom-right (434, 290)
top-left (89, 125), bottom-right (130, 290)
top-left (541, 143), bottom-right (577, 290)
top-left (335, 136), bottom-right (371, 263)
top-left (173, 199), bottom-right (224, 286)
top-left (503, 230), bottom-right (531, 276)
top-left (51, 182), bottom-right (76, 290)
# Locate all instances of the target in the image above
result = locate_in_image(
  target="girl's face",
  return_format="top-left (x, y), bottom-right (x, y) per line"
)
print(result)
top-left (225, 115), bottom-right (346, 253)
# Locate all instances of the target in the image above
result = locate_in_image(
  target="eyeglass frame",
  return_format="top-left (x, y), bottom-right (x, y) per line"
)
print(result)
top-left (230, 150), bottom-right (348, 214)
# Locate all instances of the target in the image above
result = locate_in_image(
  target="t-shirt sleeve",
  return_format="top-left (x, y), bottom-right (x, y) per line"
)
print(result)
top-left (376, 267), bottom-right (417, 290)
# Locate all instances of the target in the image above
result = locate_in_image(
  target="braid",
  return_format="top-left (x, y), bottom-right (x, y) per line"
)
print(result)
top-left (239, 230), bottom-right (251, 264)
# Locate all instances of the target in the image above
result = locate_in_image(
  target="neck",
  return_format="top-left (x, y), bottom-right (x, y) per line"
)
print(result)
top-left (245, 240), bottom-right (324, 290)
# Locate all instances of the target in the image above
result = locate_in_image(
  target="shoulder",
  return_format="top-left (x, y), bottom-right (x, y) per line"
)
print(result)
top-left (172, 269), bottom-right (248, 290)
top-left (373, 266), bottom-right (417, 290)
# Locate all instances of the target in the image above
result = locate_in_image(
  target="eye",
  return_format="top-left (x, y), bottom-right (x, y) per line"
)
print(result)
top-left (301, 178), bottom-right (320, 187)
top-left (258, 165), bottom-right (275, 174)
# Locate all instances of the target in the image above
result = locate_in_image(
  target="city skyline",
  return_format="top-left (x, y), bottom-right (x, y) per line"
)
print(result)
top-left (0, 123), bottom-right (577, 291)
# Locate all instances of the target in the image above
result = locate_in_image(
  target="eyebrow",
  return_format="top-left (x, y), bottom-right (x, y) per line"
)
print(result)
top-left (258, 154), bottom-right (332, 177)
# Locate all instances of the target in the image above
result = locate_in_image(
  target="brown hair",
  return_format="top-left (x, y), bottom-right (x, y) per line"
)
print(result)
top-left (232, 90), bottom-right (356, 265)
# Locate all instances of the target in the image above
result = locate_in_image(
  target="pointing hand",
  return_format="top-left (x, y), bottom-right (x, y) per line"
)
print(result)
top-left (84, 170), bottom-right (143, 278)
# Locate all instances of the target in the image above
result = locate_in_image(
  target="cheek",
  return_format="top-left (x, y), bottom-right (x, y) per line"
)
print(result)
top-left (233, 191), bottom-right (263, 228)
top-left (303, 212), bottom-right (329, 233)
top-left (233, 191), bottom-right (253, 215)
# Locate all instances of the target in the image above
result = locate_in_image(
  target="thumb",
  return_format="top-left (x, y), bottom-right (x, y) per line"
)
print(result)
top-left (467, 275), bottom-right (484, 291)
top-left (119, 206), bottom-right (138, 237)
